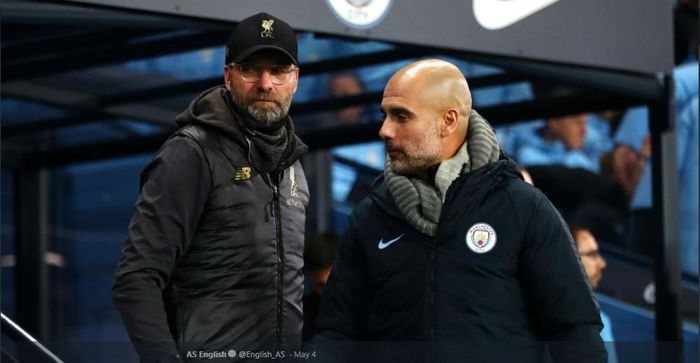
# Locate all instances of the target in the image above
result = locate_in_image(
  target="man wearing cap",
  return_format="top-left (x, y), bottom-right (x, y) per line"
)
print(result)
top-left (112, 12), bottom-right (308, 362)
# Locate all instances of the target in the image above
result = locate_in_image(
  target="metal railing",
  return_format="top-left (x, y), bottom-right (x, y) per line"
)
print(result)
top-left (1, 312), bottom-right (64, 363)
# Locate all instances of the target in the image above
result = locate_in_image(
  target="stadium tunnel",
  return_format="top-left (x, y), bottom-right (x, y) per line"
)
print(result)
top-left (0, 1), bottom-right (696, 362)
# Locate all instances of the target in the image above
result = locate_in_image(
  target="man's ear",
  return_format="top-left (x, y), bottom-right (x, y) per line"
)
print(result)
top-left (292, 68), bottom-right (300, 94)
top-left (441, 109), bottom-right (460, 137)
top-left (224, 65), bottom-right (232, 91)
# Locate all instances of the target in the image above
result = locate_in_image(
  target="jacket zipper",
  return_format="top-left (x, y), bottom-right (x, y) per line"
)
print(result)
top-left (269, 173), bottom-right (284, 347)
top-left (429, 238), bottom-right (436, 340)
top-left (428, 179), bottom-right (462, 341)
top-left (244, 136), bottom-right (285, 347)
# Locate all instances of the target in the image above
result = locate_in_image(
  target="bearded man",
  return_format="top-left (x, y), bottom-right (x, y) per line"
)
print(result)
top-left (113, 12), bottom-right (309, 362)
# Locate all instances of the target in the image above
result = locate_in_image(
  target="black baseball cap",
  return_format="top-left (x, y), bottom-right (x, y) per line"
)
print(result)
top-left (225, 12), bottom-right (298, 65)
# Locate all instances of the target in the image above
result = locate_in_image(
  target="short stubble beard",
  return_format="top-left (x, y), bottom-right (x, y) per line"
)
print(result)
top-left (388, 122), bottom-right (441, 177)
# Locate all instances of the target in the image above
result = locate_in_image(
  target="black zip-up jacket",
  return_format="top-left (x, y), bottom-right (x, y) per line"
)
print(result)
top-left (112, 86), bottom-right (309, 362)
top-left (315, 159), bottom-right (607, 363)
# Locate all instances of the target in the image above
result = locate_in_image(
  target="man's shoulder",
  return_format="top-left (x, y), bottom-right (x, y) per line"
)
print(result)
top-left (151, 124), bottom-right (224, 167)
top-left (469, 159), bottom-right (539, 198)
top-left (352, 174), bottom-right (402, 221)
top-left (168, 123), bottom-right (238, 156)
top-left (171, 123), bottom-right (216, 143)
top-left (354, 180), bottom-right (385, 215)
top-left (495, 172), bottom-right (546, 208)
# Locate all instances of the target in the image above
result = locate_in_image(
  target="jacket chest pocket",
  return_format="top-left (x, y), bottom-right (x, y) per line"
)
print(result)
top-left (199, 175), bottom-right (271, 231)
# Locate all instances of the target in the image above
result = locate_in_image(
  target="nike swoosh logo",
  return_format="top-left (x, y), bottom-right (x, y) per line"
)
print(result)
top-left (473, 0), bottom-right (560, 30)
top-left (378, 234), bottom-right (404, 250)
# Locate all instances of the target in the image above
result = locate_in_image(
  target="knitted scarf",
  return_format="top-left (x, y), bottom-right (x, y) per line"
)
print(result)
top-left (384, 110), bottom-right (501, 237)
top-left (228, 98), bottom-right (290, 173)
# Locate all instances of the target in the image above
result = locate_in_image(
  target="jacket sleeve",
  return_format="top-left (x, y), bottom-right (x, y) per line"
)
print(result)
top-left (112, 136), bottom-right (211, 362)
top-left (518, 191), bottom-right (608, 363)
top-left (313, 208), bottom-right (369, 341)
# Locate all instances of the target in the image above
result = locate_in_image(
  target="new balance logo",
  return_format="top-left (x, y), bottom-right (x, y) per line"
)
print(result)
top-left (234, 167), bottom-right (252, 181)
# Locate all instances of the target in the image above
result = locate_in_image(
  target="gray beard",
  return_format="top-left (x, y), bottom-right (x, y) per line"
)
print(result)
top-left (231, 90), bottom-right (291, 128)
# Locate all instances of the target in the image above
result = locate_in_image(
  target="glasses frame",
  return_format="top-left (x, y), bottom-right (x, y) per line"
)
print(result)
top-left (229, 62), bottom-right (297, 85)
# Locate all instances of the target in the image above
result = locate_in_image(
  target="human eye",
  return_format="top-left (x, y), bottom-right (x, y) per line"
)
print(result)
top-left (238, 63), bottom-right (258, 75)
top-left (271, 65), bottom-right (294, 75)
top-left (384, 108), bottom-right (410, 123)
top-left (396, 112), bottom-right (410, 122)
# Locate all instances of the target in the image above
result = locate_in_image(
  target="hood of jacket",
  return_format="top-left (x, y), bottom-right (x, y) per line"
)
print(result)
top-left (175, 85), bottom-right (308, 172)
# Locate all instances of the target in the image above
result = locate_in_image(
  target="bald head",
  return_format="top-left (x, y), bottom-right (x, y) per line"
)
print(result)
top-left (388, 59), bottom-right (472, 120)
top-left (379, 59), bottom-right (475, 177)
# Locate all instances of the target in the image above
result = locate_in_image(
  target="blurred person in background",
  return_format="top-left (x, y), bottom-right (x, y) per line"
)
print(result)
top-left (610, 61), bottom-right (698, 271)
top-left (571, 227), bottom-right (618, 363)
top-left (514, 113), bottom-right (600, 172)
top-left (327, 72), bottom-right (384, 205)
top-left (513, 109), bottom-right (628, 244)
top-left (506, 81), bottom-right (614, 174)
top-left (328, 72), bottom-right (367, 126)
top-left (302, 232), bottom-right (340, 340)
top-left (607, 3), bottom-right (698, 265)
top-left (308, 72), bottom-right (369, 129)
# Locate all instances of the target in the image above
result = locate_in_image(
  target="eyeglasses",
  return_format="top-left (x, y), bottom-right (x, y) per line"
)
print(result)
top-left (579, 250), bottom-right (602, 259)
top-left (230, 63), bottom-right (297, 85)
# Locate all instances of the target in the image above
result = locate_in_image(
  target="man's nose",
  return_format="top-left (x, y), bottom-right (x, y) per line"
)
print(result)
top-left (378, 121), bottom-right (393, 140)
top-left (257, 70), bottom-right (275, 91)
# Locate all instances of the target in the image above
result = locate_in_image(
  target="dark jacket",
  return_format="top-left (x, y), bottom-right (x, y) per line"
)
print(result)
top-left (315, 159), bottom-right (607, 363)
top-left (113, 86), bottom-right (309, 362)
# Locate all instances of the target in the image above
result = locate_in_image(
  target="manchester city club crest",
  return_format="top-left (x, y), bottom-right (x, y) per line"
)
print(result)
top-left (326, 0), bottom-right (393, 29)
top-left (466, 223), bottom-right (497, 254)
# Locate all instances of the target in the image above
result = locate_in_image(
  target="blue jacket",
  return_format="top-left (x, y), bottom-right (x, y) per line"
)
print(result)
top-left (613, 63), bottom-right (698, 274)
top-left (315, 159), bottom-right (607, 363)
top-left (513, 126), bottom-right (601, 172)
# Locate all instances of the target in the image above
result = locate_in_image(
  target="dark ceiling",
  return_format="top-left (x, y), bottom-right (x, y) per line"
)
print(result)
top-left (1, 0), bottom-right (650, 169)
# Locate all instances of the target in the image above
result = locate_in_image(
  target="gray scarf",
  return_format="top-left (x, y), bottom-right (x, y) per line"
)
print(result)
top-left (384, 110), bottom-right (501, 237)
top-left (228, 99), bottom-right (290, 173)
top-left (246, 125), bottom-right (289, 173)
